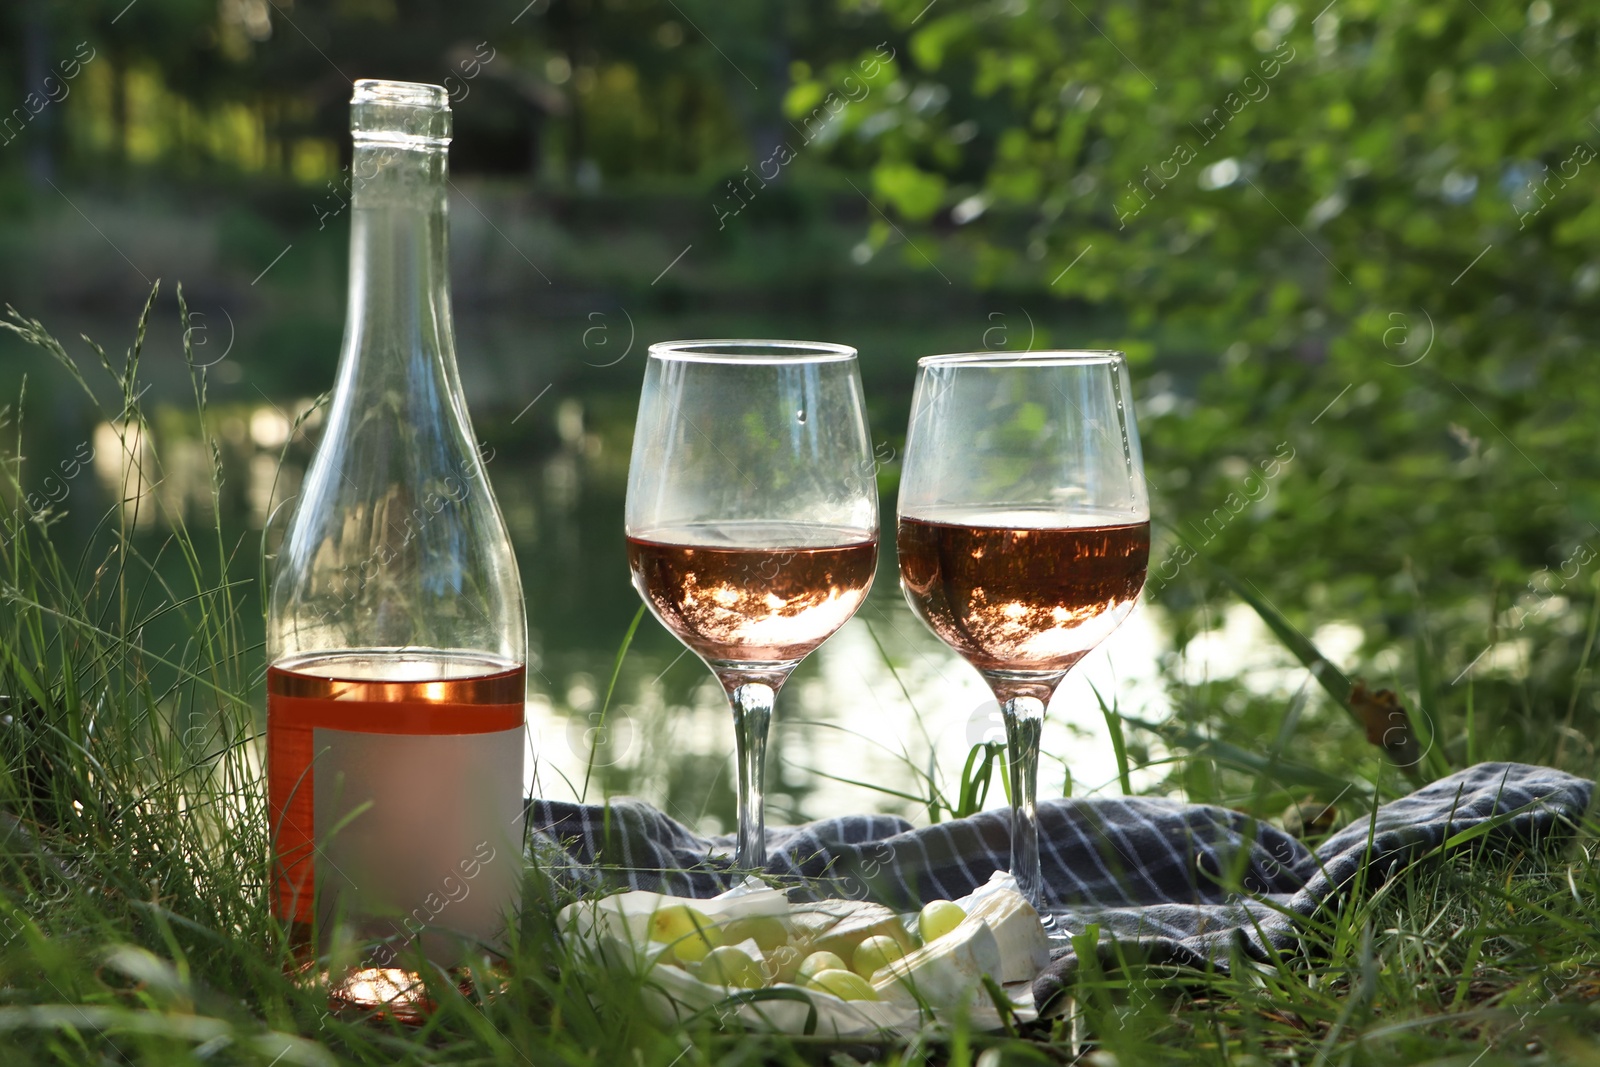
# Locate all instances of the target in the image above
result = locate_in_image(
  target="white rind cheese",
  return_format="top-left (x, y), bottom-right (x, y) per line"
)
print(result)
top-left (870, 916), bottom-right (1002, 1010)
top-left (964, 887), bottom-right (1052, 983)
top-left (558, 874), bottom-right (1050, 1037)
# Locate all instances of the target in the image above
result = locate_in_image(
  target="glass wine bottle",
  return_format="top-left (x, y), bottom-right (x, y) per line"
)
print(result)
top-left (265, 80), bottom-right (526, 989)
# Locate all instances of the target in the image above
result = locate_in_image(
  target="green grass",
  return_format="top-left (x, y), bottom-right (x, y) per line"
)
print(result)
top-left (0, 293), bottom-right (1595, 1065)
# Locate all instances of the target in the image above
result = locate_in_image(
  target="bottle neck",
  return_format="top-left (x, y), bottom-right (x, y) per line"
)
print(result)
top-left (343, 143), bottom-right (453, 383)
top-left (267, 86), bottom-right (525, 669)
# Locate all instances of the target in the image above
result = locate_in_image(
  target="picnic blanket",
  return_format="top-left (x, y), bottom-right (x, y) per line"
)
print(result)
top-left (525, 762), bottom-right (1592, 1014)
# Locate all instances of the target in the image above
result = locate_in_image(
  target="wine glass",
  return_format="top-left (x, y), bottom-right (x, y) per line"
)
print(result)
top-left (625, 340), bottom-right (879, 869)
top-left (896, 351), bottom-right (1149, 927)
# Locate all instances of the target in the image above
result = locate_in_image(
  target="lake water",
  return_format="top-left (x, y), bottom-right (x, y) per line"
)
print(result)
top-left (13, 301), bottom-right (1326, 835)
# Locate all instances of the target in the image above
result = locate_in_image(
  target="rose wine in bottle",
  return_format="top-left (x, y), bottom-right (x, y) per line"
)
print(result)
top-left (266, 80), bottom-right (526, 996)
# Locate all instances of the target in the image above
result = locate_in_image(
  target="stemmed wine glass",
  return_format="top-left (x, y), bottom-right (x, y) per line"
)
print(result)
top-left (896, 351), bottom-right (1149, 929)
top-left (626, 340), bottom-right (879, 869)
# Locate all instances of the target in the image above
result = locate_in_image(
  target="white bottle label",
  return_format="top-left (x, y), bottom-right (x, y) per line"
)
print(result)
top-left (313, 726), bottom-right (523, 967)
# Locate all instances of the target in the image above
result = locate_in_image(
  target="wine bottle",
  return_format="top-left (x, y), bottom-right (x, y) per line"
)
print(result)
top-left (265, 80), bottom-right (526, 979)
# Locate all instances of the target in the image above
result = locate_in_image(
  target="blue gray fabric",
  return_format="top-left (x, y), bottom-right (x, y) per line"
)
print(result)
top-left (525, 762), bottom-right (1592, 1013)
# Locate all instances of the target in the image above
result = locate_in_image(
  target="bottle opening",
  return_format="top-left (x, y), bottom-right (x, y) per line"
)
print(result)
top-left (351, 78), bottom-right (451, 147)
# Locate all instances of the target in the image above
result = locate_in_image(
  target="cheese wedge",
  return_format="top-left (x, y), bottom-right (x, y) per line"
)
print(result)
top-left (789, 899), bottom-right (915, 959)
top-left (869, 915), bottom-right (1001, 1010)
top-left (963, 887), bottom-right (1051, 983)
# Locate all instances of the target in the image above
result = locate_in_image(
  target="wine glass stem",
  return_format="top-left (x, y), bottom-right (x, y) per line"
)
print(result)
top-left (728, 681), bottom-right (775, 870)
top-left (1002, 693), bottom-right (1046, 911)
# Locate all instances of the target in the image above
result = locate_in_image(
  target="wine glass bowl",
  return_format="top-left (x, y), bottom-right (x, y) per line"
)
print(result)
top-left (627, 526), bottom-right (878, 666)
top-left (896, 350), bottom-right (1149, 926)
top-left (896, 515), bottom-right (1148, 675)
top-left (626, 340), bottom-right (879, 868)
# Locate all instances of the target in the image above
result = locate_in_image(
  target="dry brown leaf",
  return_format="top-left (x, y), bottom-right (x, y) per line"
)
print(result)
top-left (1349, 680), bottom-right (1421, 768)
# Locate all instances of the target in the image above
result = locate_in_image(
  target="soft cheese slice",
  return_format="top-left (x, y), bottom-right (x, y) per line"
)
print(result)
top-left (789, 899), bottom-right (915, 959)
top-left (869, 916), bottom-right (1001, 1010)
top-left (964, 887), bottom-right (1051, 983)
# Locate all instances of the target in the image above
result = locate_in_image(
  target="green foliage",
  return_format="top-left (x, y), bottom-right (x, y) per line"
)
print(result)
top-left (1059, 842), bottom-right (1600, 1065)
top-left (873, 160), bottom-right (947, 220)
top-left (783, 0), bottom-right (1600, 790)
top-left (2, 0), bottom-right (1599, 1060)
top-left (0, 264), bottom-right (1592, 1065)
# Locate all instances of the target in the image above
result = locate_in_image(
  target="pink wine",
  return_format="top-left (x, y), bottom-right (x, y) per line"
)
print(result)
top-left (897, 513), bottom-right (1149, 673)
top-left (627, 523), bottom-right (877, 663)
top-left (267, 656), bottom-right (524, 931)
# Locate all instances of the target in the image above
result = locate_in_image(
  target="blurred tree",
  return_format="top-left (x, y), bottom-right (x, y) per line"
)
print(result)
top-left (1, 0), bottom-right (1595, 686)
top-left (805, 0), bottom-right (1600, 671)
top-left (0, 0), bottom-right (807, 183)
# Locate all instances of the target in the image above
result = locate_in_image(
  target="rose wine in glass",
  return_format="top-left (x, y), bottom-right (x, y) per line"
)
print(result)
top-left (626, 525), bottom-right (877, 663)
top-left (625, 341), bottom-right (879, 869)
top-left (897, 513), bottom-right (1149, 671)
top-left (896, 352), bottom-right (1150, 934)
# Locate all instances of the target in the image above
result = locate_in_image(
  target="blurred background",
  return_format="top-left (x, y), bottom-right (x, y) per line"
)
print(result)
top-left (0, 0), bottom-right (1595, 834)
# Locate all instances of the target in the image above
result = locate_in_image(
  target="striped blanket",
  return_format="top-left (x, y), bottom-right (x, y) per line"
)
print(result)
top-left (525, 762), bottom-right (1592, 1013)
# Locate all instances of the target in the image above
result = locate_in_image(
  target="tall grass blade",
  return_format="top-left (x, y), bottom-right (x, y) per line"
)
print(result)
top-left (1210, 563), bottom-right (1350, 706)
top-left (954, 741), bottom-right (1002, 817)
top-left (1120, 711), bottom-right (1371, 803)
top-left (1088, 680), bottom-right (1133, 796)
top-left (581, 603), bottom-right (646, 802)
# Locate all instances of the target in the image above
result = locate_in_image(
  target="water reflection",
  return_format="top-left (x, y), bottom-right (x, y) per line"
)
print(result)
top-left (527, 584), bottom-right (1178, 827)
top-left (90, 402), bottom-right (316, 531)
top-left (92, 420), bottom-right (155, 522)
top-left (91, 396), bottom-right (1340, 836)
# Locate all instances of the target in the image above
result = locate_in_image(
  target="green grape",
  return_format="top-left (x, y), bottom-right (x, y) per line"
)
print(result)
top-left (796, 950), bottom-right (848, 980)
top-left (648, 904), bottom-right (720, 963)
top-left (917, 899), bottom-right (967, 944)
top-left (720, 915), bottom-right (788, 951)
top-left (806, 968), bottom-right (879, 1001)
top-left (697, 945), bottom-right (764, 989)
top-left (851, 934), bottom-right (906, 979)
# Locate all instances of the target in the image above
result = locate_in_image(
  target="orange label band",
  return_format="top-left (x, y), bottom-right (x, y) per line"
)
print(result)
top-left (269, 698), bottom-right (524, 736)
top-left (268, 714), bottom-right (317, 925)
